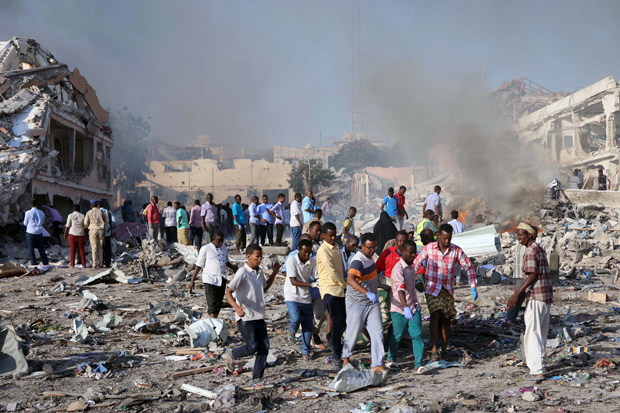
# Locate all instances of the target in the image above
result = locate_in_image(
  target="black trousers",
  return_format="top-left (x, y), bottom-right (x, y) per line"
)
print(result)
top-left (103, 236), bottom-right (112, 267)
top-left (165, 226), bottom-right (177, 245)
top-left (323, 294), bottom-right (346, 359)
top-left (232, 319), bottom-right (269, 380)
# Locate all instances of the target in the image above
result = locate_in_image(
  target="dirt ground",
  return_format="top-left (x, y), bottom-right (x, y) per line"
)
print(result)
top-left (1, 257), bottom-right (620, 413)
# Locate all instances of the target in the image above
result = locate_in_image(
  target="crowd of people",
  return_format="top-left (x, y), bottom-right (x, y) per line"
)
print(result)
top-left (21, 184), bottom-right (552, 385)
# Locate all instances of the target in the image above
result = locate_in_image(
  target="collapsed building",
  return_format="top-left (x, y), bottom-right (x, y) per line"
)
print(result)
top-left (0, 37), bottom-right (113, 225)
top-left (517, 75), bottom-right (620, 188)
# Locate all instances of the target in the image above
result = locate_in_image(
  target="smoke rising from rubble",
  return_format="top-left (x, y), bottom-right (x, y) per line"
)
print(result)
top-left (367, 57), bottom-right (558, 217)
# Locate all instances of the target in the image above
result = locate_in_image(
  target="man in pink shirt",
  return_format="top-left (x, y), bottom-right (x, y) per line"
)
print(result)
top-left (146, 196), bottom-right (161, 241)
top-left (189, 199), bottom-right (204, 249)
top-left (387, 239), bottom-right (423, 370)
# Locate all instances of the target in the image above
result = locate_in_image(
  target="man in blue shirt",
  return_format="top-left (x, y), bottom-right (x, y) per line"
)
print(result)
top-left (232, 194), bottom-right (246, 253)
top-left (258, 195), bottom-right (274, 246)
top-left (340, 234), bottom-right (359, 279)
top-left (24, 200), bottom-right (49, 266)
top-left (248, 196), bottom-right (260, 246)
top-left (302, 189), bottom-right (315, 233)
top-left (381, 187), bottom-right (399, 227)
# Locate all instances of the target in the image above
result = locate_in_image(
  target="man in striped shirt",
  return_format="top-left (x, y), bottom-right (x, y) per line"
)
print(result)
top-left (342, 232), bottom-right (386, 373)
top-left (413, 224), bottom-right (477, 361)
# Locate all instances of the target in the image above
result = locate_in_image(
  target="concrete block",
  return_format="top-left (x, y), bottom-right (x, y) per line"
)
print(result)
top-left (261, 246), bottom-right (291, 255)
top-left (588, 291), bottom-right (607, 304)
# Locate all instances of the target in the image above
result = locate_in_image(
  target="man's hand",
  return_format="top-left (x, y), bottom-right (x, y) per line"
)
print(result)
top-left (272, 262), bottom-right (281, 274)
top-left (404, 306), bottom-right (414, 320)
top-left (365, 291), bottom-right (378, 304)
top-left (235, 306), bottom-right (246, 318)
top-left (188, 280), bottom-right (195, 294)
top-left (310, 282), bottom-right (318, 289)
top-left (507, 293), bottom-right (519, 309)
top-left (471, 287), bottom-right (478, 301)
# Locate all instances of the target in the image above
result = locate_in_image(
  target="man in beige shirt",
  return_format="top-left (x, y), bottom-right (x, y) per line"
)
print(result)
top-left (316, 222), bottom-right (346, 366)
top-left (84, 200), bottom-right (108, 268)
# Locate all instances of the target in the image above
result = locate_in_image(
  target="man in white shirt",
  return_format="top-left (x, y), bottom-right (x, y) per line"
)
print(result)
top-left (162, 202), bottom-right (177, 245)
top-left (283, 239), bottom-right (317, 360)
top-left (225, 244), bottom-right (281, 385)
top-left (569, 170), bottom-right (581, 190)
top-left (64, 204), bottom-right (86, 268)
top-left (24, 200), bottom-right (49, 266)
top-left (189, 231), bottom-right (238, 318)
top-left (290, 192), bottom-right (304, 250)
top-left (423, 185), bottom-right (443, 225)
top-left (270, 193), bottom-right (286, 246)
top-left (448, 210), bottom-right (465, 234)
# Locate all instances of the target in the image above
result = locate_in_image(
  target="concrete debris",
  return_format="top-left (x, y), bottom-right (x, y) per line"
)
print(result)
top-left (95, 314), bottom-right (123, 332)
top-left (0, 37), bottom-right (113, 227)
top-left (74, 268), bottom-right (142, 286)
top-left (70, 317), bottom-right (89, 343)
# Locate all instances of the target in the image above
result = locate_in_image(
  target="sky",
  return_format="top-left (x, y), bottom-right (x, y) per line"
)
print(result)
top-left (1, 0), bottom-right (620, 152)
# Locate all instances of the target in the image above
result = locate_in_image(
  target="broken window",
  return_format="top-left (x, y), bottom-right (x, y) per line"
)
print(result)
top-left (49, 119), bottom-right (72, 172)
top-left (74, 132), bottom-right (93, 173)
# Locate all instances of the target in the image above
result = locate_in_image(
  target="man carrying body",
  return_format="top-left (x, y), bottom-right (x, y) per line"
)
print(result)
top-left (24, 200), bottom-right (49, 267)
top-left (201, 194), bottom-right (217, 245)
top-left (225, 244), bottom-right (281, 385)
top-left (290, 193), bottom-right (304, 250)
top-left (507, 223), bottom-right (553, 379)
top-left (283, 239), bottom-right (317, 360)
top-left (395, 186), bottom-right (409, 230)
top-left (189, 230), bottom-right (237, 318)
top-left (413, 224), bottom-right (477, 361)
top-left (84, 200), bottom-right (108, 268)
top-left (598, 169), bottom-right (611, 191)
top-left (302, 190), bottom-right (315, 233)
top-left (381, 187), bottom-right (399, 228)
top-left (448, 211), bottom-right (464, 234)
top-left (232, 194), bottom-right (247, 252)
top-left (162, 202), bottom-right (177, 245)
top-left (340, 207), bottom-right (357, 244)
top-left (247, 196), bottom-right (260, 245)
top-left (342, 232), bottom-right (386, 372)
top-left (423, 186), bottom-right (443, 225)
top-left (189, 200), bottom-right (204, 249)
top-left (146, 196), bottom-right (161, 242)
top-left (270, 193), bottom-right (285, 246)
top-left (317, 222), bottom-right (346, 366)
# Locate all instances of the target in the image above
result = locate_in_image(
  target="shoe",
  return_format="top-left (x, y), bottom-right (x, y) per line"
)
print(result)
top-left (225, 348), bottom-right (235, 372)
top-left (252, 378), bottom-right (267, 387)
top-left (386, 360), bottom-right (399, 368)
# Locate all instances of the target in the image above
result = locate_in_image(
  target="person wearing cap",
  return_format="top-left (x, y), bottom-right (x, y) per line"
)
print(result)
top-left (507, 223), bottom-right (552, 379)
top-left (84, 200), bottom-right (108, 268)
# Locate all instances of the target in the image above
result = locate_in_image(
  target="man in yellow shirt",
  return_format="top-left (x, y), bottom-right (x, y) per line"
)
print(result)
top-left (317, 222), bottom-right (346, 367)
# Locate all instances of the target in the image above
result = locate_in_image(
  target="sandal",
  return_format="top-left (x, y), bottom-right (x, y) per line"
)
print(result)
top-left (430, 352), bottom-right (440, 362)
top-left (287, 334), bottom-right (301, 344)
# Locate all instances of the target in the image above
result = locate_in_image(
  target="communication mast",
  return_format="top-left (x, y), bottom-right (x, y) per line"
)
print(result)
top-left (350, 0), bottom-right (370, 139)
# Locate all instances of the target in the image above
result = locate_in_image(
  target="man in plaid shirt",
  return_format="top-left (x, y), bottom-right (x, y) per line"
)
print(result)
top-left (413, 224), bottom-right (477, 361)
top-left (508, 223), bottom-right (552, 378)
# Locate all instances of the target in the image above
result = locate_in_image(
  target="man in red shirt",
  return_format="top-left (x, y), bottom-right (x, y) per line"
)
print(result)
top-left (147, 196), bottom-right (161, 242)
top-left (376, 230), bottom-right (408, 278)
top-left (395, 186), bottom-right (408, 230)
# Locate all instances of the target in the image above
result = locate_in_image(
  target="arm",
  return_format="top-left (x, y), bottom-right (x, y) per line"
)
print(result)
top-left (434, 205), bottom-right (441, 221)
top-left (63, 225), bottom-right (69, 240)
top-left (225, 286), bottom-right (245, 318)
top-left (265, 262), bottom-right (281, 291)
top-left (226, 261), bottom-right (238, 272)
top-left (347, 274), bottom-right (368, 295)
top-left (458, 251), bottom-right (477, 287)
top-left (188, 265), bottom-right (202, 293)
top-left (294, 213), bottom-right (302, 226)
top-left (381, 202), bottom-right (386, 212)
top-left (376, 249), bottom-right (389, 274)
top-left (177, 213), bottom-right (182, 227)
top-left (398, 290), bottom-right (409, 309)
top-left (289, 273), bottom-right (312, 288)
top-left (318, 249), bottom-right (347, 290)
top-left (412, 247), bottom-right (428, 273)
top-left (507, 271), bottom-right (538, 308)
top-left (342, 219), bottom-right (352, 238)
top-left (422, 203), bottom-right (427, 214)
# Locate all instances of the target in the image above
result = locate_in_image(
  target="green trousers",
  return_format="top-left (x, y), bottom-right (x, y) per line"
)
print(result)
top-left (388, 310), bottom-right (424, 368)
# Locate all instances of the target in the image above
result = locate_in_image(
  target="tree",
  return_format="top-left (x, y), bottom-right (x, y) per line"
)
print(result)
top-left (329, 139), bottom-right (387, 173)
top-left (288, 159), bottom-right (335, 194)
top-left (111, 107), bottom-right (152, 194)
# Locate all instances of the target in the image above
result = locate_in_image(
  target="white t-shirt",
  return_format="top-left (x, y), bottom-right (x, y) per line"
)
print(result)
top-left (65, 211), bottom-right (86, 237)
top-left (448, 219), bottom-right (464, 234)
top-left (424, 192), bottom-right (442, 215)
top-left (227, 264), bottom-right (267, 321)
top-left (569, 176), bottom-right (580, 189)
top-left (196, 243), bottom-right (228, 286)
top-left (283, 254), bottom-right (316, 304)
top-left (289, 200), bottom-right (303, 228)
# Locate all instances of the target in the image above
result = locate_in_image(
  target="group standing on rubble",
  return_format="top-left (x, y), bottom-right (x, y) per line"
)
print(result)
top-left (19, 183), bottom-right (553, 384)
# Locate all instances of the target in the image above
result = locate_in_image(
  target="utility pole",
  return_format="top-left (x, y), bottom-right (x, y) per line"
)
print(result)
top-left (351, 0), bottom-right (369, 140)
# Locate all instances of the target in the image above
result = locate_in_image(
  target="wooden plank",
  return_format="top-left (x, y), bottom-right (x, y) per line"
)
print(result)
top-left (171, 364), bottom-right (221, 378)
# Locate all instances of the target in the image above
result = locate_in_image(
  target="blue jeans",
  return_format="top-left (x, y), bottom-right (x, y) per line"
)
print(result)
top-left (26, 233), bottom-right (49, 266)
top-left (285, 301), bottom-right (314, 355)
top-left (232, 319), bottom-right (270, 380)
top-left (507, 279), bottom-right (526, 322)
top-left (388, 311), bottom-right (424, 368)
top-left (291, 226), bottom-right (302, 250)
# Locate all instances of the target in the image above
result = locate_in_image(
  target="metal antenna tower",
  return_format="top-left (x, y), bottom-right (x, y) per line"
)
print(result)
top-left (350, 0), bottom-right (369, 139)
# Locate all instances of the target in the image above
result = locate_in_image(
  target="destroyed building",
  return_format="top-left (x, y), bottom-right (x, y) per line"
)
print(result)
top-left (517, 75), bottom-right (620, 185)
top-left (0, 37), bottom-right (113, 225)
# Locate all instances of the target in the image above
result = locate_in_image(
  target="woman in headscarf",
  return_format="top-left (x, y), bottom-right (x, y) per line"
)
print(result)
top-left (374, 211), bottom-right (398, 254)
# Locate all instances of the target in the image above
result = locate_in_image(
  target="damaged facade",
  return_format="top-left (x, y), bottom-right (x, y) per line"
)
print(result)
top-left (517, 75), bottom-right (620, 187)
top-left (0, 37), bottom-right (113, 225)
